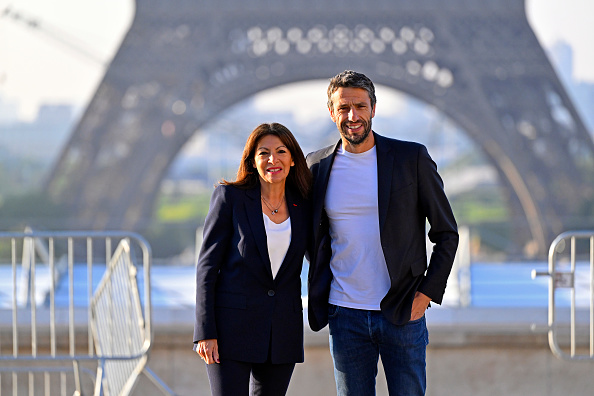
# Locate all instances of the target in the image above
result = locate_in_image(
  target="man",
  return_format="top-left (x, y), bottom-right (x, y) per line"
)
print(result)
top-left (306, 70), bottom-right (458, 396)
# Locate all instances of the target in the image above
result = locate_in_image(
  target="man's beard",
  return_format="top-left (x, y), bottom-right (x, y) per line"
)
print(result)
top-left (339, 118), bottom-right (372, 146)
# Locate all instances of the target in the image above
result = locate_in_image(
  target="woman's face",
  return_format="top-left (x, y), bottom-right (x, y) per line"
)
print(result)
top-left (253, 134), bottom-right (294, 186)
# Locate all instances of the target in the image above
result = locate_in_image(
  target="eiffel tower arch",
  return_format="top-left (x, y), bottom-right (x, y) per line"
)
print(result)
top-left (46, 0), bottom-right (594, 256)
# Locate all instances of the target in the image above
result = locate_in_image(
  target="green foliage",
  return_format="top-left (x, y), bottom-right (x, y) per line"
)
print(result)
top-left (450, 186), bottom-right (509, 224)
top-left (0, 192), bottom-right (69, 258)
top-left (144, 190), bottom-right (212, 258)
top-left (143, 222), bottom-right (197, 259)
top-left (0, 157), bottom-right (47, 196)
top-left (450, 186), bottom-right (512, 255)
top-left (155, 193), bottom-right (211, 222)
top-left (0, 192), bottom-right (68, 230)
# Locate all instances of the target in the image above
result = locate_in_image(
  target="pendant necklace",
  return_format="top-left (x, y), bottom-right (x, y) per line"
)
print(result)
top-left (261, 194), bottom-right (284, 215)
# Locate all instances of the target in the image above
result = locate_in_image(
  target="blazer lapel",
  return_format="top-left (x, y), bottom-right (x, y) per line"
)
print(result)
top-left (312, 141), bottom-right (340, 242)
top-left (274, 188), bottom-right (302, 281)
top-left (245, 187), bottom-right (273, 278)
top-left (375, 133), bottom-right (394, 232)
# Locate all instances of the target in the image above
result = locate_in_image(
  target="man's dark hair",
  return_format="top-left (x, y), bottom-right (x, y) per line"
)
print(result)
top-left (327, 70), bottom-right (376, 109)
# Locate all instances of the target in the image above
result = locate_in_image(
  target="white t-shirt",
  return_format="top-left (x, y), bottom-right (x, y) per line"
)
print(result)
top-left (324, 144), bottom-right (391, 310)
top-left (263, 214), bottom-right (291, 279)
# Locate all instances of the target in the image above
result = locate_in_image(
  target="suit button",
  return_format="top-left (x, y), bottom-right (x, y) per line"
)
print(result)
top-left (267, 290), bottom-right (275, 297)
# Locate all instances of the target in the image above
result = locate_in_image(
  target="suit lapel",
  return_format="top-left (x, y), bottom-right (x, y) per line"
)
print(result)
top-left (274, 188), bottom-right (302, 281)
top-left (245, 187), bottom-right (273, 278)
top-left (375, 133), bottom-right (394, 232)
top-left (312, 141), bottom-right (340, 241)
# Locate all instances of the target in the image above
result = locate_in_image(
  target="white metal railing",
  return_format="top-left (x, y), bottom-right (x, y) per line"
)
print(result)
top-left (0, 230), bottom-right (175, 395)
top-left (452, 226), bottom-right (471, 307)
top-left (426, 225), bottom-right (471, 307)
top-left (532, 230), bottom-right (594, 361)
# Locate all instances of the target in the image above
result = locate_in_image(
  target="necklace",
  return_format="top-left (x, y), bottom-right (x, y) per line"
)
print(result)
top-left (261, 194), bottom-right (284, 215)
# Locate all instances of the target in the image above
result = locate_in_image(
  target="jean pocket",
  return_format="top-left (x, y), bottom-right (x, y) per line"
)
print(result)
top-left (407, 315), bottom-right (425, 325)
top-left (328, 304), bottom-right (340, 318)
top-left (402, 315), bottom-right (428, 346)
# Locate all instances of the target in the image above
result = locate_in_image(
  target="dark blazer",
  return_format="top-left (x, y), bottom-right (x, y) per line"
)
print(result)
top-left (306, 132), bottom-right (458, 331)
top-left (193, 184), bottom-right (309, 364)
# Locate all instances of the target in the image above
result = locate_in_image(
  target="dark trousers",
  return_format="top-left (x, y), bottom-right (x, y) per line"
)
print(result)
top-left (205, 358), bottom-right (295, 396)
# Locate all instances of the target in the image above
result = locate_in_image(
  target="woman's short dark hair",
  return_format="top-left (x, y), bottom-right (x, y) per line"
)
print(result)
top-left (221, 123), bottom-right (312, 199)
top-left (327, 70), bottom-right (376, 109)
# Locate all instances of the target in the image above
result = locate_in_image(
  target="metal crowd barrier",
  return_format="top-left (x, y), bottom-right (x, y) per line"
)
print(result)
top-left (532, 230), bottom-right (594, 361)
top-left (0, 231), bottom-right (175, 395)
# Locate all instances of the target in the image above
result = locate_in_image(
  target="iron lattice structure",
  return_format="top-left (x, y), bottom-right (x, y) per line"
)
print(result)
top-left (46, 0), bottom-right (594, 256)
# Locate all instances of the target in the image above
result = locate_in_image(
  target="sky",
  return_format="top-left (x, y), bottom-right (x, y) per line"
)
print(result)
top-left (0, 0), bottom-right (593, 122)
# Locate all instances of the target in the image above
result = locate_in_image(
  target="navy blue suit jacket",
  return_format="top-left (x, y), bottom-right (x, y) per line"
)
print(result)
top-left (193, 184), bottom-right (309, 364)
top-left (306, 132), bottom-right (458, 331)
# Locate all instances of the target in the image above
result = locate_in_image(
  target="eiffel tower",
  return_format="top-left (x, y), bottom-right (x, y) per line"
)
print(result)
top-left (46, 0), bottom-right (594, 256)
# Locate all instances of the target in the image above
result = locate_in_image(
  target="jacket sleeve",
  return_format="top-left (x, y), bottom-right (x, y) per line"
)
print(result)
top-left (416, 145), bottom-right (459, 304)
top-left (193, 185), bottom-right (233, 343)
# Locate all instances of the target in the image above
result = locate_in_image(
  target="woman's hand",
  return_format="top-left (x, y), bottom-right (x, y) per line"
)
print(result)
top-left (197, 339), bottom-right (220, 364)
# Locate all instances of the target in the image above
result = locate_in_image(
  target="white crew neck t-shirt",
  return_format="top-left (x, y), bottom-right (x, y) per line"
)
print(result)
top-left (324, 144), bottom-right (391, 310)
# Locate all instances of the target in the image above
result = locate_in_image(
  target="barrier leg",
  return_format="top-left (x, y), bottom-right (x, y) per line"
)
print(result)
top-left (142, 367), bottom-right (177, 395)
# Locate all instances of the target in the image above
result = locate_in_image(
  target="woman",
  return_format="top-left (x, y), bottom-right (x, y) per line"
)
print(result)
top-left (193, 123), bottom-right (312, 396)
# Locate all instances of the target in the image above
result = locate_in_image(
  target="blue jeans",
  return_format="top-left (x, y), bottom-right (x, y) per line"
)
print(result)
top-left (327, 304), bottom-right (428, 396)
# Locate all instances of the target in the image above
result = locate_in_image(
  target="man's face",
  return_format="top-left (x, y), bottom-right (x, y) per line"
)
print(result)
top-left (329, 87), bottom-right (376, 146)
